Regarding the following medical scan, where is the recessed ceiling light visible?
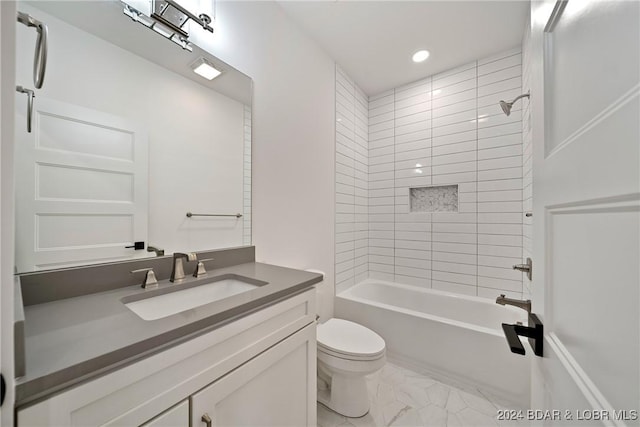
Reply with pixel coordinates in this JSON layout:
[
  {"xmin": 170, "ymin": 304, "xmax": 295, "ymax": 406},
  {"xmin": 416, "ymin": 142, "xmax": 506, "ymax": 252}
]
[
  {"xmin": 190, "ymin": 57, "xmax": 222, "ymax": 80},
  {"xmin": 412, "ymin": 50, "xmax": 430, "ymax": 63}
]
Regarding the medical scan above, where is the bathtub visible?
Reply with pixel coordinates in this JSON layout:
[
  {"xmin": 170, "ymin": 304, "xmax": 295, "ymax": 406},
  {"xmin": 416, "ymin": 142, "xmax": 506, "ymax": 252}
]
[{"xmin": 335, "ymin": 279, "xmax": 531, "ymax": 407}]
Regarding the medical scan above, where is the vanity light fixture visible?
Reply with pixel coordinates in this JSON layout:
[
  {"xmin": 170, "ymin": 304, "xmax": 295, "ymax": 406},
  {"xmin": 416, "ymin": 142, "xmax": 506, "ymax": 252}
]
[
  {"xmin": 123, "ymin": 0, "xmax": 215, "ymax": 52},
  {"xmin": 190, "ymin": 57, "xmax": 222, "ymax": 80},
  {"xmin": 412, "ymin": 50, "xmax": 430, "ymax": 63}
]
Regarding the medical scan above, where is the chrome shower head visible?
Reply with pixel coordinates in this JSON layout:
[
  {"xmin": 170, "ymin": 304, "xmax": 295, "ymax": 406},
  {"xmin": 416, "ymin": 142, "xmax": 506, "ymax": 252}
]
[
  {"xmin": 499, "ymin": 100, "xmax": 513, "ymax": 116},
  {"xmin": 498, "ymin": 92, "xmax": 530, "ymax": 116}
]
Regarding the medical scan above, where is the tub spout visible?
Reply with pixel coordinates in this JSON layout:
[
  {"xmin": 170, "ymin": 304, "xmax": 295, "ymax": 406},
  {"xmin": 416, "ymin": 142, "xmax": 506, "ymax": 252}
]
[{"xmin": 496, "ymin": 294, "xmax": 531, "ymax": 313}]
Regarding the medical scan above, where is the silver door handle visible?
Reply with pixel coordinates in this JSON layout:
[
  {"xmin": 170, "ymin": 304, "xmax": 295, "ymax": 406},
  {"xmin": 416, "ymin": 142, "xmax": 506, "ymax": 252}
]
[
  {"xmin": 17, "ymin": 11, "xmax": 48, "ymax": 89},
  {"xmin": 16, "ymin": 86, "xmax": 34, "ymax": 133},
  {"xmin": 201, "ymin": 413, "xmax": 213, "ymax": 427}
]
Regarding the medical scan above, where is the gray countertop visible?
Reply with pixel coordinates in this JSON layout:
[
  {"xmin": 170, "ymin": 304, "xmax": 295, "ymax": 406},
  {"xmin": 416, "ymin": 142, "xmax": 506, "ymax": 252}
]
[{"xmin": 16, "ymin": 262, "xmax": 322, "ymax": 407}]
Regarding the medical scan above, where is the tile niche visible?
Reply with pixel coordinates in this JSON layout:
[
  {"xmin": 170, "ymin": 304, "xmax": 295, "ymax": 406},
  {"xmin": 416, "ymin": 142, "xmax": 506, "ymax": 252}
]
[{"xmin": 409, "ymin": 185, "xmax": 459, "ymax": 213}]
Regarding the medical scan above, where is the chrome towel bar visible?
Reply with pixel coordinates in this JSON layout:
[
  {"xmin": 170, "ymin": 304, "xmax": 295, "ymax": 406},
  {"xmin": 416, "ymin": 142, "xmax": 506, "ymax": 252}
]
[{"xmin": 186, "ymin": 212, "xmax": 242, "ymax": 218}]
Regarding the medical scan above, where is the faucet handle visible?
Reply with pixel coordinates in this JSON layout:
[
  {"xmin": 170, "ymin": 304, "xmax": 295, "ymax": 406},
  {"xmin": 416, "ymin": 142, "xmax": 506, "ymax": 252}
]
[
  {"xmin": 131, "ymin": 267, "xmax": 158, "ymax": 289},
  {"xmin": 193, "ymin": 258, "xmax": 214, "ymax": 278}
]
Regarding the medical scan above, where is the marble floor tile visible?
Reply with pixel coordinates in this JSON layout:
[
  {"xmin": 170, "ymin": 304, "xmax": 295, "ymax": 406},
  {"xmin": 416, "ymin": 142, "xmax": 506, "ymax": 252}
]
[{"xmin": 318, "ymin": 362, "xmax": 522, "ymax": 427}]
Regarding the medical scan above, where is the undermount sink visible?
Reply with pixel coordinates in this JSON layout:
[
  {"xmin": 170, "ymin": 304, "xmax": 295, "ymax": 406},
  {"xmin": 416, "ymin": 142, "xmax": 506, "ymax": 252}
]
[{"xmin": 123, "ymin": 275, "xmax": 267, "ymax": 321}]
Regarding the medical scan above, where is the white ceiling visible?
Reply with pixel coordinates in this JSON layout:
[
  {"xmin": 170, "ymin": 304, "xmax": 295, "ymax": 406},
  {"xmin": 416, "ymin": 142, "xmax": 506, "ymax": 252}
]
[{"xmin": 279, "ymin": 1, "xmax": 529, "ymax": 96}]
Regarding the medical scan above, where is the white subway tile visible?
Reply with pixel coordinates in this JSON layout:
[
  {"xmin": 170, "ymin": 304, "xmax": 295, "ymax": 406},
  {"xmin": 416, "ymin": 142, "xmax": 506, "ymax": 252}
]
[
  {"xmin": 370, "ymin": 263, "xmax": 394, "ymax": 274},
  {"xmin": 432, "ymin": 88, "xmax": 477, "ymax": 109},
  {"xmin": 395, "ymin": 92, "xmax": 430, "ymax": 109},
  {"xmin": 433, "ymin": 67, "xmax": 477, "ymax": 90},
  {"xmin": 395, "ymin": 248, "xmax": 431, "ymax": 260},
  {"xmin": 432, "ymin": 120, "xmax": 477, "ymax": 138},
  {"xmin": 396, "ymin": 222, "xmax": 431, "ymax": 232},
  {"xmin": 395, "ymin": 265, "xmax": 430, "ymax": 278},
  {"xmin": 478, "ymin": 244, "xmax": 521, "ymax": 258},
  {"xmin": 432, "ymin": 270, "xmax": 476, "ymax": 286},
  {"xmin": 478, "ymin": 122, "xmax": 522, "ymax": 139},
  {"xmin": 432, "ymin": 140, "xmax": 476, "ymax": 157},
  {"xmin": 477, "ymin": 77, "xmax": 521, "ymax": 98},
  {"xmin": 433, "ymin": 61, "xmax": 476, "ymax": 81},
  {"xmin": 432, "ymin": 242, "xmax": 477, "ymax": 254},
  {"xmin": 478, "ymin": 156, "xmax": 522, "ymax": 171},
  {"xmin": 432, "ymin": 78, "xmax": 477, "ymax": 100},
  {"xmin": 478, "ymin": 255, "xmax": 521, "ymax": 268},
  {"xmin": 478, "ymin": 167, "xmax": 522, "ymax": 181},
  {"xmin": 369, "ymin": 271, "xmax": 395, "ymax": 281},
  {"xmin": 395, "ymin": 240, "xmax": 431, "ymax": 250},
  {"xmin": 395, "ymin": 257, "xmax": 431, "ymax": 269},
  {"xmin": 432, "ymin": 99, "xmax": 476, "ymax": 118},
  {"xmin": 432, "ymin": 130, "xmax": 476, "ymax": 147},
  {"xmin": 369, "ymin": 254, "xmax": 394, "ymax": 265},
  {"xmin": 478, "ymin": 234, "xmax": 523, "ymax": 247},
  {"xmin": 432, "ymin": 110, "xmax": 478, "ymax": 128},
  {"xmin": 396, "ymin": 102, "xmax": 432, "ymax": 118},
  {"xmin": 478, "ymin": 65, "xmax": 522, "ymax": 87},
  {"xmin": 395, "ymin": 129, "xmax": 431, "ymax": 144},
  {"xmin": 370, "ymin": 246, "xmax": 394, "ymax": 256},
  {"xmin": 478, "ymin": 144, "xmax": 522, "ymax": 160},
  {"xmin": 432, "ymin": 261, "xmax": 477, "ymax": 275},
  {"xmin": 432, "ymin": 281, "xmax": 477, "ymax": 296},
  {"xmin": 477, "ymin": 276, "xmax": 522, "ymax": 292},
  {"xmin": 477, "ymin": 223, "xmax": 522, "ymax": 236},
  {"xmin": 478, "ymin": 265, "xmax": 522, "ymax": 281},
  {"xmin": 477, "ymin": 190, "xmax": 522, "ymax": 202},
  {"xmin": 432, "ymin": 171, "xmax": 477, "ymax": 184},
  {"xmin": 432, "ymin": 251, "xmax": 477, "ymax": 265},
  {"xmin": 478, "ymin": 53, "xmax": 522, "ymax": 76},
  {"xmin": 396, "ymin": 111, "xmax": 430, "ymax": 127},
  {"xmin": 395, "ymin": 149, "xmax": 430, "ymax": 161},
  {"xmin": 432, "ymin": 232, "xmax": 477, "ymax": 245}
]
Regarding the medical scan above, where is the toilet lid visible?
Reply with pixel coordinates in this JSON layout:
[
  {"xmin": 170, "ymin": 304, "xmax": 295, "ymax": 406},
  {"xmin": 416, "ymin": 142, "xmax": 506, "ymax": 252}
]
[{"xmin": 317, "ymin": 318, "xmax": 385, "ymax": 359}]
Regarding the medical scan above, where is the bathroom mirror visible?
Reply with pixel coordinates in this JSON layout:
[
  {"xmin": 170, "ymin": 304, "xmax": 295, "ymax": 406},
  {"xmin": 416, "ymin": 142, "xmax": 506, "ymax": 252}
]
[{"xmin": 14, "ymin": 1, "xmax": 252, "ymax": 273}]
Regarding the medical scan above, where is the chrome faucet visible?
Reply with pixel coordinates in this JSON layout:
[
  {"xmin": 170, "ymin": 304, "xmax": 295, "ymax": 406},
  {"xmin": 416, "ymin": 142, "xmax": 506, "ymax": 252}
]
[
  {"xmin": 170, "ymin": 252, "xmax": 197, "ymax": 282},
  {"xmin": 496, "ymin": 294, "xmax": 531, "ymax": 313}
]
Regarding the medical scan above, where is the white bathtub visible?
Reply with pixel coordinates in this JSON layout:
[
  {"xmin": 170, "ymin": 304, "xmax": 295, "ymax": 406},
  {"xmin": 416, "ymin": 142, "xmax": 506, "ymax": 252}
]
[{"xmin": 335, "ymin": 279, "xmax": 531, "ymax": 407}]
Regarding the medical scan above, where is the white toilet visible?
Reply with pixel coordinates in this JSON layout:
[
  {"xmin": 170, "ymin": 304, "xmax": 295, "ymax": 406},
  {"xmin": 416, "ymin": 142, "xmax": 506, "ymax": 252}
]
[
  {"xmin": 316, "ymin": 318, "xmax": 386, "ymax": 417},
  {"xmin": 307, "ymin": 268, "xmax": 386, "ymax": 417}
]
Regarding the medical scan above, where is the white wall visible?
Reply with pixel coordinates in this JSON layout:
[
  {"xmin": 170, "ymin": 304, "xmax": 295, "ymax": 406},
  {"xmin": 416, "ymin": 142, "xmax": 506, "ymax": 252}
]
[
  {"xmin": 0, "ymin": 2, "xmax": 16, "ymax": 425},
  {"xmin": 15, "ymin": 4, "xmax": 247, "ymax": 259},
  {"xmin": 335, "ymin": 66, "xmax": 369, "ymax": 293},
  {"xmin": 190, "ymin": 2, "xmax": 336, "ymax": 319}
]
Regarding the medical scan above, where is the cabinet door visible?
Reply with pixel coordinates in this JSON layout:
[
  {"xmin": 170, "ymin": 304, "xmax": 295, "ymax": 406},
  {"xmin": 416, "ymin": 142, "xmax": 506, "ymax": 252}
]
[
  {"xmin": 191, "ymin": 323, "xmax": 316, "ymax": 427},
  {"xmin": 140, "ymin": 401, "xmax": 189, "ymax": 427}
]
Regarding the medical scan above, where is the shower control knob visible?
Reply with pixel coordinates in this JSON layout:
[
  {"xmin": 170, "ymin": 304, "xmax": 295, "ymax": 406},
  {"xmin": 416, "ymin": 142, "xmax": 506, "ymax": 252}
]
[{"xmin": 512, "ymin": 258, "xmax": 533, "ymax": 281}]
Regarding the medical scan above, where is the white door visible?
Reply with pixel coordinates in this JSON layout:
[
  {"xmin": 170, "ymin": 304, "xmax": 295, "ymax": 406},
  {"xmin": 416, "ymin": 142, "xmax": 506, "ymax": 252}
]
[
  {"xmin": 15, "ymin": 96, "xmax": 149, "ymax": 271},
  {"xmin": 529, "ymin": 0, "xmax": 639, "ymax": 424}
]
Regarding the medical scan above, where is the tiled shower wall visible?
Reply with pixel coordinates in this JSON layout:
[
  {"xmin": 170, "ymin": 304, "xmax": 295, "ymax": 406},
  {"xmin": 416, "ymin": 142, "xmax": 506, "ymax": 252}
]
[
  {"xmin": 368, "ymin": 48, "xmax": 525, "ymax": 299},
  {"xmin": 335, "ymin": 66, "xmax": 369, "ymax": 290}
]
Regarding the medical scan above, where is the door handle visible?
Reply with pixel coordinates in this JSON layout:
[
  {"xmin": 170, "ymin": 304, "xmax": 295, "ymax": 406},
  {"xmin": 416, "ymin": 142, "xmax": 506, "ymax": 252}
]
[
  {"xmin": 201, "ymin": 413, "xmax": 212, "ymax": 427},
  {"xmin": 16, "ymin": 86, "xmax": 34, "ymax": 133}
]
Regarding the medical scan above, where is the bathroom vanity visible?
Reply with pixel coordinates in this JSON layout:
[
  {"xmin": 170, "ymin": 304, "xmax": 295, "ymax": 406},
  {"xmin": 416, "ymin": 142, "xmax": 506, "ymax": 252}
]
[{"xmin": 14, "ymin": 247, "xmax": 321, "ymax": 426}]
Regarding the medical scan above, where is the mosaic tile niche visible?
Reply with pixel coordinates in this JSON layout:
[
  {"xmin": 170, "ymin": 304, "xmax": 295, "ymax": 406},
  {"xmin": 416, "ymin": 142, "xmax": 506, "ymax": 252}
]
[{"xmin": 410, "ymin": 185, "xmax": 459, "ymax": 213}]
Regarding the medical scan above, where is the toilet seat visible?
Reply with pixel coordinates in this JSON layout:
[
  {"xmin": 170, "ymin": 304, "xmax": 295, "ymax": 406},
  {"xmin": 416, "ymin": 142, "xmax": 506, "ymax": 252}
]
[{"xmin": 317, "ymin": 318, "xmax": 385, "ymax": 361}]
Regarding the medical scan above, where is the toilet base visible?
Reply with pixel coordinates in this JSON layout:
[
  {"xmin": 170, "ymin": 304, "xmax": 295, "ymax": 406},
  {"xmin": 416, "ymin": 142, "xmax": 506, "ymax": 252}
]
[{"xmin": 317, "ymin": 365, "xmax": 372, "ymax": 417}]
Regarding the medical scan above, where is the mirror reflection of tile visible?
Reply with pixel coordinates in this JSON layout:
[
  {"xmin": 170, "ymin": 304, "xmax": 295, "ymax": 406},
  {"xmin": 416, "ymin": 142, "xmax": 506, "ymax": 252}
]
[{"xmin": 410, "ymin": 185, "xmax": 458, "ymax": 213}]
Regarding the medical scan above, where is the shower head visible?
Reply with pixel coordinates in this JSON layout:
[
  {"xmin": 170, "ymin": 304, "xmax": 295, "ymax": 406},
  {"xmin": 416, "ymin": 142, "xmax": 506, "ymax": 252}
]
[
  {"xmin": 498, "ymin": 92, "xmax": 530, "ymax": 116},
  {"xmin": 499, "ymin": 100, "xmax": 513, "ymax": 116}
]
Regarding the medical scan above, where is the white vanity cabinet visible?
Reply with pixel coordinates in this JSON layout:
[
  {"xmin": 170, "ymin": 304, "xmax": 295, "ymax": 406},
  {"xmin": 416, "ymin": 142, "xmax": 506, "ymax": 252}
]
[{"xmin": 17, "ymin": 289, "xmax": 317, "ymax": 427}]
